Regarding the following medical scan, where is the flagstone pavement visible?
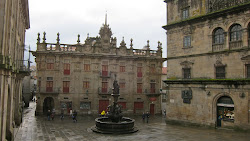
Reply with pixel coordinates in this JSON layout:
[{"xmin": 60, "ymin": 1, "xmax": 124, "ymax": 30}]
[{"xmin": 14, "ymin": 102, "xmax": 250, "ymax": 141}]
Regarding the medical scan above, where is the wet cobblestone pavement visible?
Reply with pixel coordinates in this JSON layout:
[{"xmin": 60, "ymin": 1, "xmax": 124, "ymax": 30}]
[{"xmin": 15, "ymin": 102, "xmax": 250, "ymax": 141}]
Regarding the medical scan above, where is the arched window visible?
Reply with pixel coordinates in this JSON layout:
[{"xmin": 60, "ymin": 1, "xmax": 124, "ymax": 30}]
[
  {"xmin": 213, "ymin": 28, "xmax": 224, "ymax": 44},
  {"xmin": 230, "ymin": 24, "xmax": 242, "ymax": 41}
]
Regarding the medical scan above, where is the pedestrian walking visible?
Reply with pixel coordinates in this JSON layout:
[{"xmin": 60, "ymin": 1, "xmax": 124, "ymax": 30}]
[
  {"xmin": 163, "ymin": 109, "xmax": 166, "ymax": 117},
  {"xmin": 142, "ymin": 112, "xmax": 145, "ymax": 122},
  {"xmin": 72, "ymin": 110, "xmax": 77, "ymax": 122},
  {"xmin": 47, "ymin": 110, "xmax": 51, "ymax": 121},
  {"xmin": 60, "ymin": 109, "xmax": 64, "ymax": 120},
  {"xmin": 146, "ymin": 111, "xmax": 150, "ymax": 123},
  {"xmin": 69, "ymin": 109, "xmax": 73, "ymax": 118},
  {"xmin": 51, "ymin": 109, "xmax": 55, "ymax": 120}
]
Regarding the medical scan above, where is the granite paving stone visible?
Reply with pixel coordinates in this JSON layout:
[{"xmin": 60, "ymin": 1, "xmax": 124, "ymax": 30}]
[{"xmin": 14, "ymin": 102, "xmax": 250, "ymax": 141}]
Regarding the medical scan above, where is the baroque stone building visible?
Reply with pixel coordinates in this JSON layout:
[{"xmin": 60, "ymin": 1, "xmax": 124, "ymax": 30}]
[
  {"xmin": 33, "ymin": 17, "xmax": 163, "ymax": 116},
  {"xmin": 0, "ymin": 0, "xmax": 30, "ymax": 140},
  {"xmin": 163, "ymin": 0, "xmax": 250, "ymax": 130}
]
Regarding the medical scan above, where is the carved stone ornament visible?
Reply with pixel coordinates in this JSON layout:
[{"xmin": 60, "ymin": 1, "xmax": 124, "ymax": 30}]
[
  {"xmin": 241, "ymin": 55, "xmax": 250, "ymax": 61},
  {"xmin": 180, "ymin": 61, "xmax": 194, "ymax": 68},
  {"xmin": 181, "ymin": 90, "xmax": 192, "ymax": 104}
]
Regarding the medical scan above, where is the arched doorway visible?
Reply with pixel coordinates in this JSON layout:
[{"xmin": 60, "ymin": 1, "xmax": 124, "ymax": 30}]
[
  {"xmin": 216, "ymin": 96, "xmax": 234, "ymax": 127},
  {"xmin": 43, "ymin": 97, "xmax": 54, "ymax": 114}
]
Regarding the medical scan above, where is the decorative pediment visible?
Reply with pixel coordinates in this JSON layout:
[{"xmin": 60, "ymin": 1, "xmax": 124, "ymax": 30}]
[
  {"xmin": 214, "ymin": 60, "xmax": 226, "ymax": 67},
  {"xmin": 180, "ymin": 61, "xmax": 194, "ymax": 68},
  {"xmin": 241, "ymin": 55, "xmax": 250, "ymax": 61}
]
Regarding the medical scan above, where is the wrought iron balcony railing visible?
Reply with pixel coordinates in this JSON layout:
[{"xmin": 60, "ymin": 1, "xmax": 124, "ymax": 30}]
[
  {"xmin": 144, "ymin": 89, "xmax": 161, "ymax": 96},
  {"xmin": 99, "ymin": 71, "xmax": 111, "ymax": 78},
  {"xmin": 98, "ymin": 87, "xmax": 112, "ymax": 95},
  {"xmin": 38, "ymin": 87, "xmax": 60, "ymax": 94}
]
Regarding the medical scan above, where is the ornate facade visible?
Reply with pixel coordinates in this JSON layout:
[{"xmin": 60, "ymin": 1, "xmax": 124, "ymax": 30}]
[
  {"xmin": 32, "ymin": 17, "xmax": 164, "ymax": 116},
  {"xmin": 163, "ymin": 0, "xmax": 250, "ymax": 130},
  {"xmin": 0, "ymin": 0, "xmax": 30, "ymax": 140}
]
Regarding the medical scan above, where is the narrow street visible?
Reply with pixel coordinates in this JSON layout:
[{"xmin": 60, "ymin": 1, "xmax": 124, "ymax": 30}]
[{"xmin": 14, "ymin": 101, "xmax": 250, "ymax": 141}]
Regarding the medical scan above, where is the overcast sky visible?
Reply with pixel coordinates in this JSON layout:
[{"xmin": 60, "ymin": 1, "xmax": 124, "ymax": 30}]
[{"xmin": 25, "ymin": 0, "xmax": 167, "ymax": 66}]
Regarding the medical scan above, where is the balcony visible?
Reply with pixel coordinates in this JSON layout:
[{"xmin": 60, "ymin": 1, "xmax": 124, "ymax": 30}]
[
  {"xmin": 17, "ymin": 60, "xmax": 30, "ymax": 78},
  {"xmin": 98, "ymin": 87, "xmax": 112, "ymax": 95},
  {"xmin": 229, "ymin": 40, "xmax": 243, "ymax": 50},
  {"xmin": 99, "ymin": 71, "xmax": 111, "ymax": 78},
  {"xmin": 38, "ymin": 87, "xmax": 60, "ymax": 94},
  {"xmin": 212, "ymin": 43, "xmax": 225, "ymax": 52},
  {"xmin": 144, "ymin": 89, "xmax": 161, "ymax": 96}
]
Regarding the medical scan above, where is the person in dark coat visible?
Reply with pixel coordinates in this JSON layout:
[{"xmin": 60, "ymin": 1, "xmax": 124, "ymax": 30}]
[
  {"xmin": 60, "ymin": 109, "xmax": 64, "ymax": 120},
  {"xmin": 72, "ymin": 110, "xmax": 77, "ymax": 122},
  {"xmin": 142, "ymin": 112, "xmax": 145, "ymax": 122},
  {"xmin": 47, "ymin": 110, "xmax": 51, "ymax": 121},
  {"xmin": 146, "ymin": 111, "xmax": 150, "ymax": 123}
]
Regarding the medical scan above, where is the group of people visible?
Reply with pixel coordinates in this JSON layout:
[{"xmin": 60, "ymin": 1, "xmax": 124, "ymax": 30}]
[
  {"xmin": 142, "ymin": 112, "xmax": 150, "ymax": 123},
  {"xmin": 47, "ymin": 109, "xmax": 55, "ymax": 121},
  {"xmin": 47, "ymin": 109, "xmax": 77, "ymax": 122}
]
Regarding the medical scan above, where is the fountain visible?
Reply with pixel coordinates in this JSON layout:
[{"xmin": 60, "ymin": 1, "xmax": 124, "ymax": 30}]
[{"xmin": 91, "ymin": 75, "xmax": 138, "ymax": 134}]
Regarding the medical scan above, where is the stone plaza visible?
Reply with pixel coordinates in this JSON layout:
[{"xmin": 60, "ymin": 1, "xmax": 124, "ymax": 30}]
[{"xmin": 14, "ymin": 101, "xmax": 250, "ymax": 141}]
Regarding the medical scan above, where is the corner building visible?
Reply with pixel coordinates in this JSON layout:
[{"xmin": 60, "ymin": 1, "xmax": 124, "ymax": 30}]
[
  {"xmin": 163, "ymin": 0, "xmax": 250, "ymax": 130},
  {"xmin": 33, "ymin": 20, "xmax": 164, "ymax": 116},
  {"xmin": 0, "ymin": 0, "xmax": 30, "ymax": 140}
]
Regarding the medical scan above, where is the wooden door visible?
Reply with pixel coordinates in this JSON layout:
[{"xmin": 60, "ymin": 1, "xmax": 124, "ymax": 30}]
[
  {"xmin": 150, "ymin": 104, "xmax": 155, "ymax": 115},
  {"xmin": 134, "ymin": 102, "xmax": 143, "ymax": 114},
  {"xmin": 99, "ymin": 100, "xmax": 109, "ymax": 114}
]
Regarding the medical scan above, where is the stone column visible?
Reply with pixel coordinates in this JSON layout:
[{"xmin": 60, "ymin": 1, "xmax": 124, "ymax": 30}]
[
  {"xmin": 242, "ymin": 28, "xmax": 248, "ymax": 47},
  {"xmin": 1, "ymin": 75, "xmax": 8, "ymax": 141},
  {"xmin": 0, "ymin": 73, "xmax": 3, "ymax": 139}
]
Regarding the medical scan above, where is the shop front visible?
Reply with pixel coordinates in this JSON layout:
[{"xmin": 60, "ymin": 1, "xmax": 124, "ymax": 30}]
[{"xmin": 216, "ymin": 96, "xmax": 234, "ymax": 127}]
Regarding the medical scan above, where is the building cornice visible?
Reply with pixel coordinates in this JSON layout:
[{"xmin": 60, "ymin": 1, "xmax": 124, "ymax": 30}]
[
  {"xmin": 166, "ymin": 47, "xmax": 250, "ymax": 60},
  {"xmin": 163, "ymin": 79, "xmax": 250, "ymax": 85},
  {"xmin": 31, "ymin": 51, "xmax": 165, "ymax": 61}
]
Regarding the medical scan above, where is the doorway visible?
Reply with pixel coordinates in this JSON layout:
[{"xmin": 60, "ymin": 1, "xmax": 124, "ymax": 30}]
[
  {"xmin": 99, "ymin": 100, "xmax": 109, "ymax": 114},
  {"xmin": 134, "ymin": 102, "xmax": 144, "ymax": 114},
  {"xmin": 150, "ymin": 104, "xmax": 155, "ymax": 115},
  {"xmin": 216, "ymin": 96, "xmax": 234, "ymax": 127},
  {"xmin": 43, "ymin": 97, "xmax": 54, "ymax": 114}
]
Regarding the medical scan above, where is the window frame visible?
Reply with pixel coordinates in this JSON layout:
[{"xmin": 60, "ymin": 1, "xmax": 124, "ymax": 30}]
[
  {"xmin": 183, "ymin": 68, "xmax": 191, "ymax": 79},
  {"xmin": 230, "ymin": 24, "xmax": 242, "ymax": 42},
  {"xmin": 213, "ymin": 28, "xmax": 225, "ymax": 44},
  {"xmin": 83, "ymin": 81, "xmax": 90, "ymax": 89},
  {"xmin": 246, "ymin": 64, "xmax": 250, "ymax": 78},
  {"xmin": 119, "ymin": 82, "xmax": 125, "ymax": 89},
  {"xmin": 183, "ymin": 36, "xmax": 191, "ymax": 48},
  {"xmin": 215, "ymin": 66, "xmax": 226, "ymax": 79},
  {"xmin": 63, "ymin": 81, "xmax": 70, "ymax": 93},
  {"xmin": 137, "ymin": 83, "xmax": 142, "ymax": 94},
  {"xmin": 182, "ymin": 7, "xmax": 189, "ymax": 20},
  {"xmin": 64, "ymin": 63, "xmax": 70, "ymax": 75},
  {"xmin": 46, "ymin": 81, "xmax": 53, "ymax": 92}
]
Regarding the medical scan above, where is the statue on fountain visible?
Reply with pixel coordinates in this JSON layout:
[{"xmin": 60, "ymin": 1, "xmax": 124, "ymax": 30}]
[
  {"xmin": 107, "ymin": 75, "xmax": 122, "ymax": 122},
  {"xmin": 113, "ymin": 79, "xmax": 119, "ymax": 94},
  {"xmin": 91, "ymin": 74, "xmax": 138, "ymax": 133}
]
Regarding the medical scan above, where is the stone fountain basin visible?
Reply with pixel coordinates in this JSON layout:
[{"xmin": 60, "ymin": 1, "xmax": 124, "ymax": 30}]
[{"xmin": 92, "ymin": 117, "xmax": 138, "ymax": 134}]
